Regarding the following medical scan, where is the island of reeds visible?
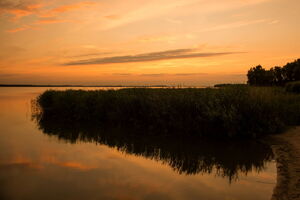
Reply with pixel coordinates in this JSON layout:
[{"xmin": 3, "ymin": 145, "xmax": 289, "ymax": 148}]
[{"xmin": 33, "ymin": 59, "xmax": 300, "ymax": 139}]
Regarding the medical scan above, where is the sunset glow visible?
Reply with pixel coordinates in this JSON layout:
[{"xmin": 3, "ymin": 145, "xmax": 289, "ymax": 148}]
[{"xmin": 1, "ymin": 0, "xmax": 299, "ymax": 86}]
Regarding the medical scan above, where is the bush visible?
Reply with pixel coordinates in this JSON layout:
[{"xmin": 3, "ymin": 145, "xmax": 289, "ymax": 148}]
[{"xmin": 285, "ymin": 81, "xmax": 300, "ymax": 93}]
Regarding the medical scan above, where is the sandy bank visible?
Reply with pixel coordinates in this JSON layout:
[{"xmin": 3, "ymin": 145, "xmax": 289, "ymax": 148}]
[{"xmin": 271, "ymin": 127, "xmax": 300, "ymax": 200}]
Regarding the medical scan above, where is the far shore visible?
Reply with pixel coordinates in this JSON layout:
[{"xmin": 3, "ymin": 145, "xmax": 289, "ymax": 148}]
[{"xmin": 0, "ymin": 84, "xmax": 170, "ymax": 88}]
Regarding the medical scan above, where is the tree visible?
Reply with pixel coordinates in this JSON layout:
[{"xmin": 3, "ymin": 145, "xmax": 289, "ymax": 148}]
[
  {"xmin": 247, "ymin": 65, "xmax": 272, "ymax": 86},
  {"xmin": 282, "ymin": 59, "xmax": 300, "ymax": 82},
  {"xmin": 270, "ymin": 66, "xmax": 284, "ymax": 86},
  {"xmin": 247, "ymin": 59, "xmax": 300, "ymax": 86}
]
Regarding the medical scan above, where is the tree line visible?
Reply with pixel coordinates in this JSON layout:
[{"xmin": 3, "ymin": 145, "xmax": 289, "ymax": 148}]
[{"xmin": 247, "ymin": 59, "xmax": 300, "ymax": 86}]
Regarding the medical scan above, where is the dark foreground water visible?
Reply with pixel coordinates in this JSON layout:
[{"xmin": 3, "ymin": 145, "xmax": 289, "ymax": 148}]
[{"xmin": 0, "ymin": 87, "xmax": 276, "ymax": 200}]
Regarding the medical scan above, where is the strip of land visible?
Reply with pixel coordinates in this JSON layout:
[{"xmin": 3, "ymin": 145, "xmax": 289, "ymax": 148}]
[
  {"xmin": 0, "ymin": 84, "xmax": 168, "ymax": 87},
  {"xmin": 271, "ymin": 127, "xmax": 300, "ymax": 200}
]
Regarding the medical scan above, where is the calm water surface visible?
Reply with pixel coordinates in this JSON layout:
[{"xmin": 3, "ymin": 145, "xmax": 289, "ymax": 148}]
[{"xmin": 0, "ymin": 87, "xmax": 277, "ymax": 200}]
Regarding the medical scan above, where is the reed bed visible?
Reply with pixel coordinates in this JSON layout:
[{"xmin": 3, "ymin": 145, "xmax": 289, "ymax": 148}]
[{"xmin": 35, "ymin": 86, "xmax": 300, "ymax": 138}]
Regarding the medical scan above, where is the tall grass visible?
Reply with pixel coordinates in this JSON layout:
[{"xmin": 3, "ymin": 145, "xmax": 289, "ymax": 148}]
[
  {"xmin": 286, "ymin": 81, "xmax": 300, "ymax": 93},
  {"xmin": 35, "ymin": 86, "xmax": 300, "ymax": 138}
]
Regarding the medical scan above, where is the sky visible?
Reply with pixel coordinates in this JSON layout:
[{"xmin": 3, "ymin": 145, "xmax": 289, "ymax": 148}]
[{"xmin": 0, "ymin": 0, "xmax": 299, "ymax": 86}]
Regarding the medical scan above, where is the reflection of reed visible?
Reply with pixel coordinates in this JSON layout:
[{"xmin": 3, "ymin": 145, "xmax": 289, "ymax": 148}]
[{"xmin": 33, "ymin": 111, "xmax": 274, "ymax": 183}]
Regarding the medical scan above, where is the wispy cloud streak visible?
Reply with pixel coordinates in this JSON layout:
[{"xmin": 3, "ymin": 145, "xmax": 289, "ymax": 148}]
[
  {"xmin": 198, "ymin": 19, "xmax": 268, "ymax": 33},
  {"xmin": 64, "ymin": 49, "xmax": 241, "ymax": 65},
  {"xmin": 0, "ymin": 0, "xmax": 43, "ymax": 19},
  {"xmin": 6, "ymin": 25, "xmax": 30, "ymax": 32},
  {"xmin": 0, "ymin": 0, "xmax": 95, "ymax": 17}
]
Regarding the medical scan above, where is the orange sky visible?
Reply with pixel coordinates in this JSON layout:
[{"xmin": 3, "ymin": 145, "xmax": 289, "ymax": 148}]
[{"xmin": 0, "ymin": 0, "xmax": 299, "ymax": 86}]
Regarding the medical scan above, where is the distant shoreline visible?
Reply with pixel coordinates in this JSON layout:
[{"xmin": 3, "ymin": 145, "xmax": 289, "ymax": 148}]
[{"xmin": 0, "ymin": 84, "xmax": 169, "ymax": 88}]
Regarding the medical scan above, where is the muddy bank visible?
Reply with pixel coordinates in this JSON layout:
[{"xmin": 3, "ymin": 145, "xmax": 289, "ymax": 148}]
[{"xmin": 271, "ymin": 127, "xmax": 300, "ymax": 200}]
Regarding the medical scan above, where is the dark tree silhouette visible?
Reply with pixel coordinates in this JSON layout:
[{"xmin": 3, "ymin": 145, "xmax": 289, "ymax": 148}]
[
  {"xmin": 282, "ymin": 59, "xmax": 300, "ymax": 82},
  {"xmin": 247, "ymin": 59, "xmax": 300, "ymax": 86},
  {"xmin": 247, "ymin": 65, "xmax": 272, "ymax": 85},
  {"xmin": 270, "ymin": 66, "xmax": 284, "ymax": 86}
]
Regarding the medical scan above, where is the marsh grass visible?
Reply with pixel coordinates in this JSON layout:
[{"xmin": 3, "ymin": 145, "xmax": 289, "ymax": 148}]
[
  {"xmin": 286, "ymin": 81, "xmax": 300, "ymax": 93},
  {"xmin": 35, "ymin": 86, "xmax": 300, "ymax": 138}
]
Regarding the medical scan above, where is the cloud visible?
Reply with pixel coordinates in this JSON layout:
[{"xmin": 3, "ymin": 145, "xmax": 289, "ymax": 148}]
[
  {"xmin": 112, "ymin": 73, "xmax": 209, "ymax": 77},
  {"xmin": 3, "ymin": 1, "xmax": 95, "ymax": 33},
  {"xmin": 1, "ymin": 0, "xmax": 95, "ymax": 21},
  {"xmin": 269, "ymin": 20, "xmax": 279, "ymax": 25},
  {"xmin": 96, "ymin": 0, "xmax": 272, "ymax": 31},
  {"xmin": 6, "ymin": 18, "xmax": 72, "ymax": 33},
  {"xmin": 39, "ymin": 1, "xmax": 96, "ymax": 18},
  {"xmin": 139, "ymin": 73, "xmax": 167, "ymax": 77},
  {"xmin": 137, "ymin": 35, "xmax": 178, "ymax": 43},
  {"xmin": 0, "ymin": 0, "xmax": 43, "ymax": 19},
  {"xmin": 34, "ymin": 18, "xmax": 70, "ymax": 25},
  {"xmin": 53, "ymin": 2, "xmax": 94, "ymax": 13},
  {"xmin": 69, "ymin": 52, "xmax": 114, "ymax": 58},
  {"xmin": 0, "ymin": 0, "xmax": 37, "ymax": 10},
  {"xmin": 0, "ymin": 45, "xmax": 26, "ymax": 58},
  {"xmin": 63, "ymin": 48, "xmax": 241, "ymax": 65},
  {"xmin": 175, "ymin": 73, "xmax": 208, "ymax": 76},
  {"xmin": 139, "ymin": 73, "xmax": 208, "ymax": 77},
  {"xmin": 104, "ymin": 15, "xmax": 121, "ymax": 20},
  {"xmin": 112, "ymin": 73, "xmax": 132, "ymax": 76},
  {"xmin": 198, "ymin": 19, "xmax": 268, "ymax": 33},
  {"xmin": 6, "ymin": 25, "xmax": 31, "ymax": 32},
  {"xmin": 6, "ymin": 19, "xmax": 68, "ymax": 33}
]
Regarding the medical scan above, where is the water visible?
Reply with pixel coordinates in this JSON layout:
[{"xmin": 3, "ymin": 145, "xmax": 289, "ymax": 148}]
[{"xmin": 0, "ymin": 87, "xmax": 277, "ymax": 200}]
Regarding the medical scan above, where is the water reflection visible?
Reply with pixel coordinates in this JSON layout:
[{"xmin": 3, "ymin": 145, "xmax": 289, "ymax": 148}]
[{"xmin": 33, "ymin": 110, "xmax": 274, "ymax": 182}]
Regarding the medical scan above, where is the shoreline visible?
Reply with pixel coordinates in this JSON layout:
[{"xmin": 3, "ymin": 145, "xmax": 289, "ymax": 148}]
[
  {"xmin": 0, "ymin": 84, "xmax": 169, "ymax": 88},
  {"xmin": 271, "ymin": 127, "xmax": 300, "ymax": 200}
]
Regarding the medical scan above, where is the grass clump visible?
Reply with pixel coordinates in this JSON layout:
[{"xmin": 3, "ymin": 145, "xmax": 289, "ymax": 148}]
[
  {"xmin": 286, "ymin": 81, "xmax": 300, "ymax": 93},
  {"xmin": 35, "ymin": 86, "xmax": 300, "ymax": 138}
]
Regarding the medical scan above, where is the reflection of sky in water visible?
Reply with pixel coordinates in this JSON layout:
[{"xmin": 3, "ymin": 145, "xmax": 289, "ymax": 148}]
[{"xmin": 0, "ymin": 88, "xmax": 276, "ymax": 200}]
